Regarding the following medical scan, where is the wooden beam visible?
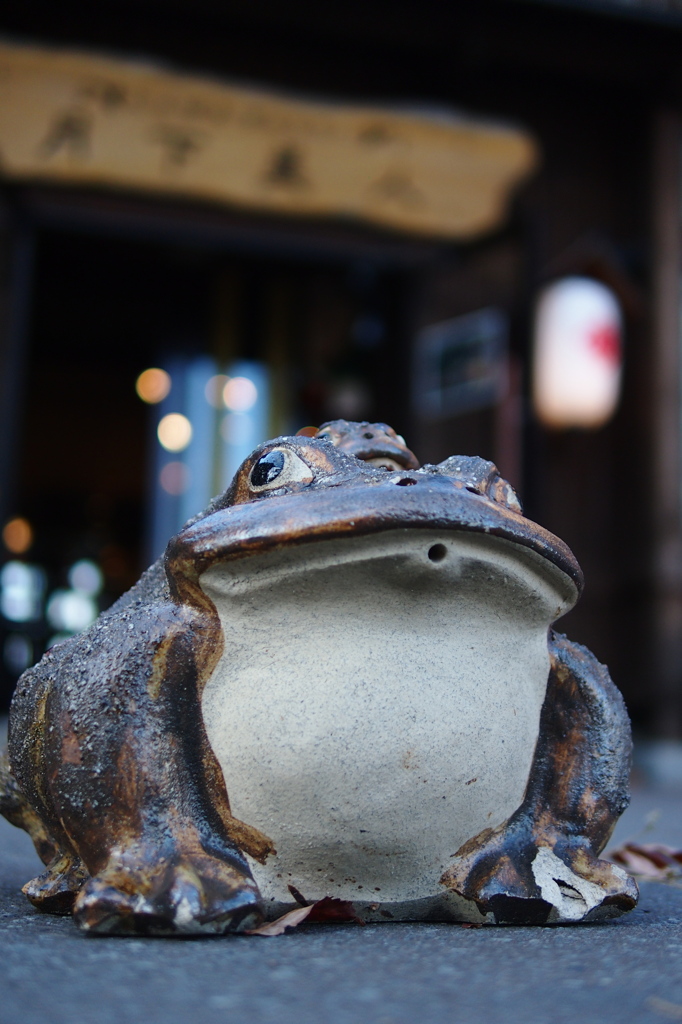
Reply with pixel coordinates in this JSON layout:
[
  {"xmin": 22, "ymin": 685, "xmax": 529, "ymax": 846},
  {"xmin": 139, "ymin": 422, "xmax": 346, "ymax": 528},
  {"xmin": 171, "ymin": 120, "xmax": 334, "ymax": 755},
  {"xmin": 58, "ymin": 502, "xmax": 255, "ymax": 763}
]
[{"xmin": 651, "ymin": 110, "xmax": 682, "ymax": 737}]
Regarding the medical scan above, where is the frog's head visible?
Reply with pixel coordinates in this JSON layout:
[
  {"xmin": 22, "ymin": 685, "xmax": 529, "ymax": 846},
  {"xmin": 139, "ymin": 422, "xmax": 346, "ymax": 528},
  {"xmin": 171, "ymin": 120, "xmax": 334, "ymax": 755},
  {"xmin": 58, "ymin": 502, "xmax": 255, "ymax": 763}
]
[{"xmin": 166, "ymin": 420, "xmax": 582, "ymax": 601}]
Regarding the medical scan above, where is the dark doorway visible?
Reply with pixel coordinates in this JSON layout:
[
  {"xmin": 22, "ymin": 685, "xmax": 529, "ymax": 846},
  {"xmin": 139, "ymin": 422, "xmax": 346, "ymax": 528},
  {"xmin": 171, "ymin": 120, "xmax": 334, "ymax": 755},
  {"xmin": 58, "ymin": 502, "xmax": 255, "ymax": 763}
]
[{"xmin": 0, "ymin": 219, "xmax": 411, "ymax": 706}]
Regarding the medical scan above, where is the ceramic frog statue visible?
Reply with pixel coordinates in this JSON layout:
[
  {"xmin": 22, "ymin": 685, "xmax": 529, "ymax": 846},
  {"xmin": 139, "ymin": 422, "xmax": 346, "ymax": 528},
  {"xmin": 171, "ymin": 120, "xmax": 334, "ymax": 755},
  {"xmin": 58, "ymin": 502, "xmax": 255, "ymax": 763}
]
[{"xmin": 0, "ymin": 421, "xmax": 637, "ymax": 934}]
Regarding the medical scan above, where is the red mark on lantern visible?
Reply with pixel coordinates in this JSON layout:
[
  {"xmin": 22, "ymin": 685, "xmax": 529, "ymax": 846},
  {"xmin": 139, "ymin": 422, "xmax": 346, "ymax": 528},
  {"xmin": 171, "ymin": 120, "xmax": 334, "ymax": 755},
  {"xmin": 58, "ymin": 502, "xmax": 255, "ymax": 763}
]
[{"xmin": 588, "ymin": 324, "xmax": 620, "ymax": 365}]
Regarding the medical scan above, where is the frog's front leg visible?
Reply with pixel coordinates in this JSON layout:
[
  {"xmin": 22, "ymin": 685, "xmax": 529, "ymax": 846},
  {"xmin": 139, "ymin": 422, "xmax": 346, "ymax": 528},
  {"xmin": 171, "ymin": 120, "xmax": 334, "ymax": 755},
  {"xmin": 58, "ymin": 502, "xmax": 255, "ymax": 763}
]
[
  {"xmin": 10, "ymin": 600, "xmax": 270, "ymax": 935},
  {"xmin": 441, "ymin": 631, "xmax": 638, "ymax": 924}
]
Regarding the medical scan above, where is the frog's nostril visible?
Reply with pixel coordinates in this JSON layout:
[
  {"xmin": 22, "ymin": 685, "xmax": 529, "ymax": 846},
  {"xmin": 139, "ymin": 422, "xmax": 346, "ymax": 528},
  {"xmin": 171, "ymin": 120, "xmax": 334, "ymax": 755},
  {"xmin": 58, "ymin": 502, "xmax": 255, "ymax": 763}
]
[
  {"xmin": 428, "ymin": 544, "xmax": 447, "ymax": 563},
  {"xmin": 394, "ymin": 477, "xmax": 417, "ymax": 486},
  {"xmin": 363, "ymin": 432, "xmax": 374, "ymax": 439}
]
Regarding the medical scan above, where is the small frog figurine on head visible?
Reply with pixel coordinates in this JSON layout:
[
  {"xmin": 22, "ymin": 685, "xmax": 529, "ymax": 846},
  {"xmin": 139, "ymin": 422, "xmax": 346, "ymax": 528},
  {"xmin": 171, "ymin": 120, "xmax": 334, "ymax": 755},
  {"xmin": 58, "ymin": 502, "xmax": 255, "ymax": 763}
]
[{"xmin": 0, "ymin": 421, "xmax": 637, "ymax": 934}]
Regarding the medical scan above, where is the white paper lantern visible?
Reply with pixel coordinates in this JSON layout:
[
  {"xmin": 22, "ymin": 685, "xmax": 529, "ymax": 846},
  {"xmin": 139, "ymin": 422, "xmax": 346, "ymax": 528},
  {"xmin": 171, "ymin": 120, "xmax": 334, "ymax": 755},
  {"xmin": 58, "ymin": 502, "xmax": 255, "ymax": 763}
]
[{"xmin": 532, "ymin": 277, "xmax": 622, "ymax": 429}]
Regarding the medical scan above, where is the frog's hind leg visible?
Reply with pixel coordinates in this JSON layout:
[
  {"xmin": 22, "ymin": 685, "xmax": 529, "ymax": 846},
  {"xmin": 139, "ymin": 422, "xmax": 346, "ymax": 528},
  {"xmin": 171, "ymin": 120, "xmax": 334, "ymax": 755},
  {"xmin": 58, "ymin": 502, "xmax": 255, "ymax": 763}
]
[
  {"xmin": 0, "ymin": 746, "xmax": 89, "ymax": 913},
  {"xmin": 28, "ymin": 601, "xmax": 268, "ymax": 935},
  {"xmin": 441, "ymin": 631, "xmax": 638, "ymax": 924}
]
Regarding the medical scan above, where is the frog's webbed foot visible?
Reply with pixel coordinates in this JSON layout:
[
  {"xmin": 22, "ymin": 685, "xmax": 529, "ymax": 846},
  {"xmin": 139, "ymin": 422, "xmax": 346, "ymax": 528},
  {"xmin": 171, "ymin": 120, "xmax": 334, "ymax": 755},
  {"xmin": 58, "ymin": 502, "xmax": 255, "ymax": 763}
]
[
  {"xmin": 73, "ymin": 847, "xmax": 263, "ymax": 935},
  {"xmin": 442, "ymin": 631, "xmax": 638, "ymax": 924},
  {"xmin": 441, "ymin": 823, "xmax": 637, "ymax": 924},
  {"xmin": 22, "ymin": 852, "xmax": 90, "ymax": 915}
]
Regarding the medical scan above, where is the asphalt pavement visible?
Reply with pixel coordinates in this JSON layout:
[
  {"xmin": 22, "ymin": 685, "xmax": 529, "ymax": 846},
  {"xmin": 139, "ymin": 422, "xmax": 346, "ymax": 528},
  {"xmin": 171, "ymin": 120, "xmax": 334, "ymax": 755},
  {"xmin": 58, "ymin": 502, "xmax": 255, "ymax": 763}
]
[{"xmin": 2, "ymin": 754, "xmax": 682, "ymax": 1024}]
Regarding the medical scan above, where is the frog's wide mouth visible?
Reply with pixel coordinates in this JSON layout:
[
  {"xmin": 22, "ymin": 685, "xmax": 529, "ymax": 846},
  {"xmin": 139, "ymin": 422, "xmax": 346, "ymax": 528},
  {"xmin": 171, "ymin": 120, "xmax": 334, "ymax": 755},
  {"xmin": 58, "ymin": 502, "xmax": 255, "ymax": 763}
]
[
  {"xmin": 167, "ymin": 472, "xmax": 583, "ymax": 594},
  {"xmin": 198, "ymin": 527, "xmax": 579, "ymax": 620}
]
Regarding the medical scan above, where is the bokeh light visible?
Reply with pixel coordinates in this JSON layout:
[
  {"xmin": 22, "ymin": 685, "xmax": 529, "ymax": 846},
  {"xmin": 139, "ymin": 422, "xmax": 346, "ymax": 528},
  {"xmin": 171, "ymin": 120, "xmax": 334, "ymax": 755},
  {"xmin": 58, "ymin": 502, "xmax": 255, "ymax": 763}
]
[
  {"xmin": 159, "ymin": 461, "xmax": 191, "ymax": 495},
  {"xmin": 157, "ymin": 413, "xmax": 192, "ymax": 452},
  {"xmin": 136, "ymin": 367, "xmax": 171, "ymax": 404},
  {"xmin": 68, "ymin": 559, "xmax": 103, "ymax": 597},
  {"xmin": 47, "ymin": 589, "xmax": 97, "ymax": 633},
  {"xmin": 223, "ymin": 376, "xmax": 258, "ymax": 412},
  {"xmin": 2, "ymin": 517, "xmax": 33, "ymax": 554},
  {"xmin": 0, "ymin": 562, "xmax": 45, "ymax": 622},
  {"xmin": 205, "ymin": 374, "xmax": 230, "ymax": 408}
]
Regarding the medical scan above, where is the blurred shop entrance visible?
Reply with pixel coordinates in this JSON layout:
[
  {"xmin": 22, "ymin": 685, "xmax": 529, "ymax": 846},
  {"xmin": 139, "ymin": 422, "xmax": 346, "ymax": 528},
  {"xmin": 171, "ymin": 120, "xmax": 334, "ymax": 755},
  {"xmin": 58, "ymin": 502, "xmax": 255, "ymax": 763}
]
[
  {"xmin": 0, "ymin": 196, "xmax": 417, "ymax": 704},
  {"xmin": 0, "ymin": 39, "xmax": 537, "ymax": 708}
]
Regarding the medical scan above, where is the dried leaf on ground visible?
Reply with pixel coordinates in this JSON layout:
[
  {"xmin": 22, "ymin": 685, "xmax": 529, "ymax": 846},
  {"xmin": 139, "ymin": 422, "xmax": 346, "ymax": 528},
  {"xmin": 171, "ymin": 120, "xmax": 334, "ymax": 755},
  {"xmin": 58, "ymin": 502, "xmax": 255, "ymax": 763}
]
[
  {"xmin": 246, "ymin": 893, "xmax": 364, "ymax": 936},
  {"xmin": 306, "ymin": 897, "xmax": 365, "ymax": 925},
  {"xmin": 608, "ymin": 842, "xmax": 682, "ymax": 880},
  {"xmin": 246, "ymin": 905, "xmax": 314, "ymax": 936},
  {"xmin": 646, "ymin": 996, "xmax": 682, "ymax": 1021}
]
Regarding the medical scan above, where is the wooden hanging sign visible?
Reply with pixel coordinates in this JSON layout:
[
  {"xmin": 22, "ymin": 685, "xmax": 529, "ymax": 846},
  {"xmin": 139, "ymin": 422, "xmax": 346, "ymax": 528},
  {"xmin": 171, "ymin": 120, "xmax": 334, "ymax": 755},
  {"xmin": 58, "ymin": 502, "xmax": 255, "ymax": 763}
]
[{"xmin": 0, "ymin": 41, "xmax": 538, "ymax": 238}]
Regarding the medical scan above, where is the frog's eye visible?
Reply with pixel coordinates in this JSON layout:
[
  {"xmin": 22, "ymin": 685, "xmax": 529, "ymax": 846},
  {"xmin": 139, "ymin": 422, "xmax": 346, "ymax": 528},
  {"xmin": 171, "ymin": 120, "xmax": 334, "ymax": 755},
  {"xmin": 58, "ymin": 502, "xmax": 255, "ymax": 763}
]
[{"xmin": 249, "ymin": 448, "xmax": 314, "ymax": 492}]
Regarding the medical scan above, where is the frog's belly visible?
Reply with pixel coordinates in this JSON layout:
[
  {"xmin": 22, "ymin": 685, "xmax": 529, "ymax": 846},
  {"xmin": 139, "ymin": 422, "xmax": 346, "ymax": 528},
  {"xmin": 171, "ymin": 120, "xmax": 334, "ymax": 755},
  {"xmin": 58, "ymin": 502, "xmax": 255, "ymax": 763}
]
[{"xmin": 200, "ymin": 529, "xmax": 575, "ymax": 920}]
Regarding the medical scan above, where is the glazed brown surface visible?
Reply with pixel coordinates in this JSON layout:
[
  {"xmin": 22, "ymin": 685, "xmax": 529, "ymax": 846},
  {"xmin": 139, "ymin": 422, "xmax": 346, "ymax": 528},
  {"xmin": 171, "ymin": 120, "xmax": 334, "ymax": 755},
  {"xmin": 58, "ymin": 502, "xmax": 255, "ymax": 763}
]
[{"xmin": 0, "ymin": 422, "xmax": 634, "ymax": 933}]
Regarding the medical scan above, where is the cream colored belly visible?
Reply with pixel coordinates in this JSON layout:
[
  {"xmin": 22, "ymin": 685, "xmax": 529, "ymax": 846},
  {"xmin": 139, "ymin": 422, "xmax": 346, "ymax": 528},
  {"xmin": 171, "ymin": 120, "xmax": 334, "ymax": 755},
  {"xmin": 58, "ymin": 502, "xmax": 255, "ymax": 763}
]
[{"xmin": 200, "ymin": 530, "xmax": 575, "ymax": 920}]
